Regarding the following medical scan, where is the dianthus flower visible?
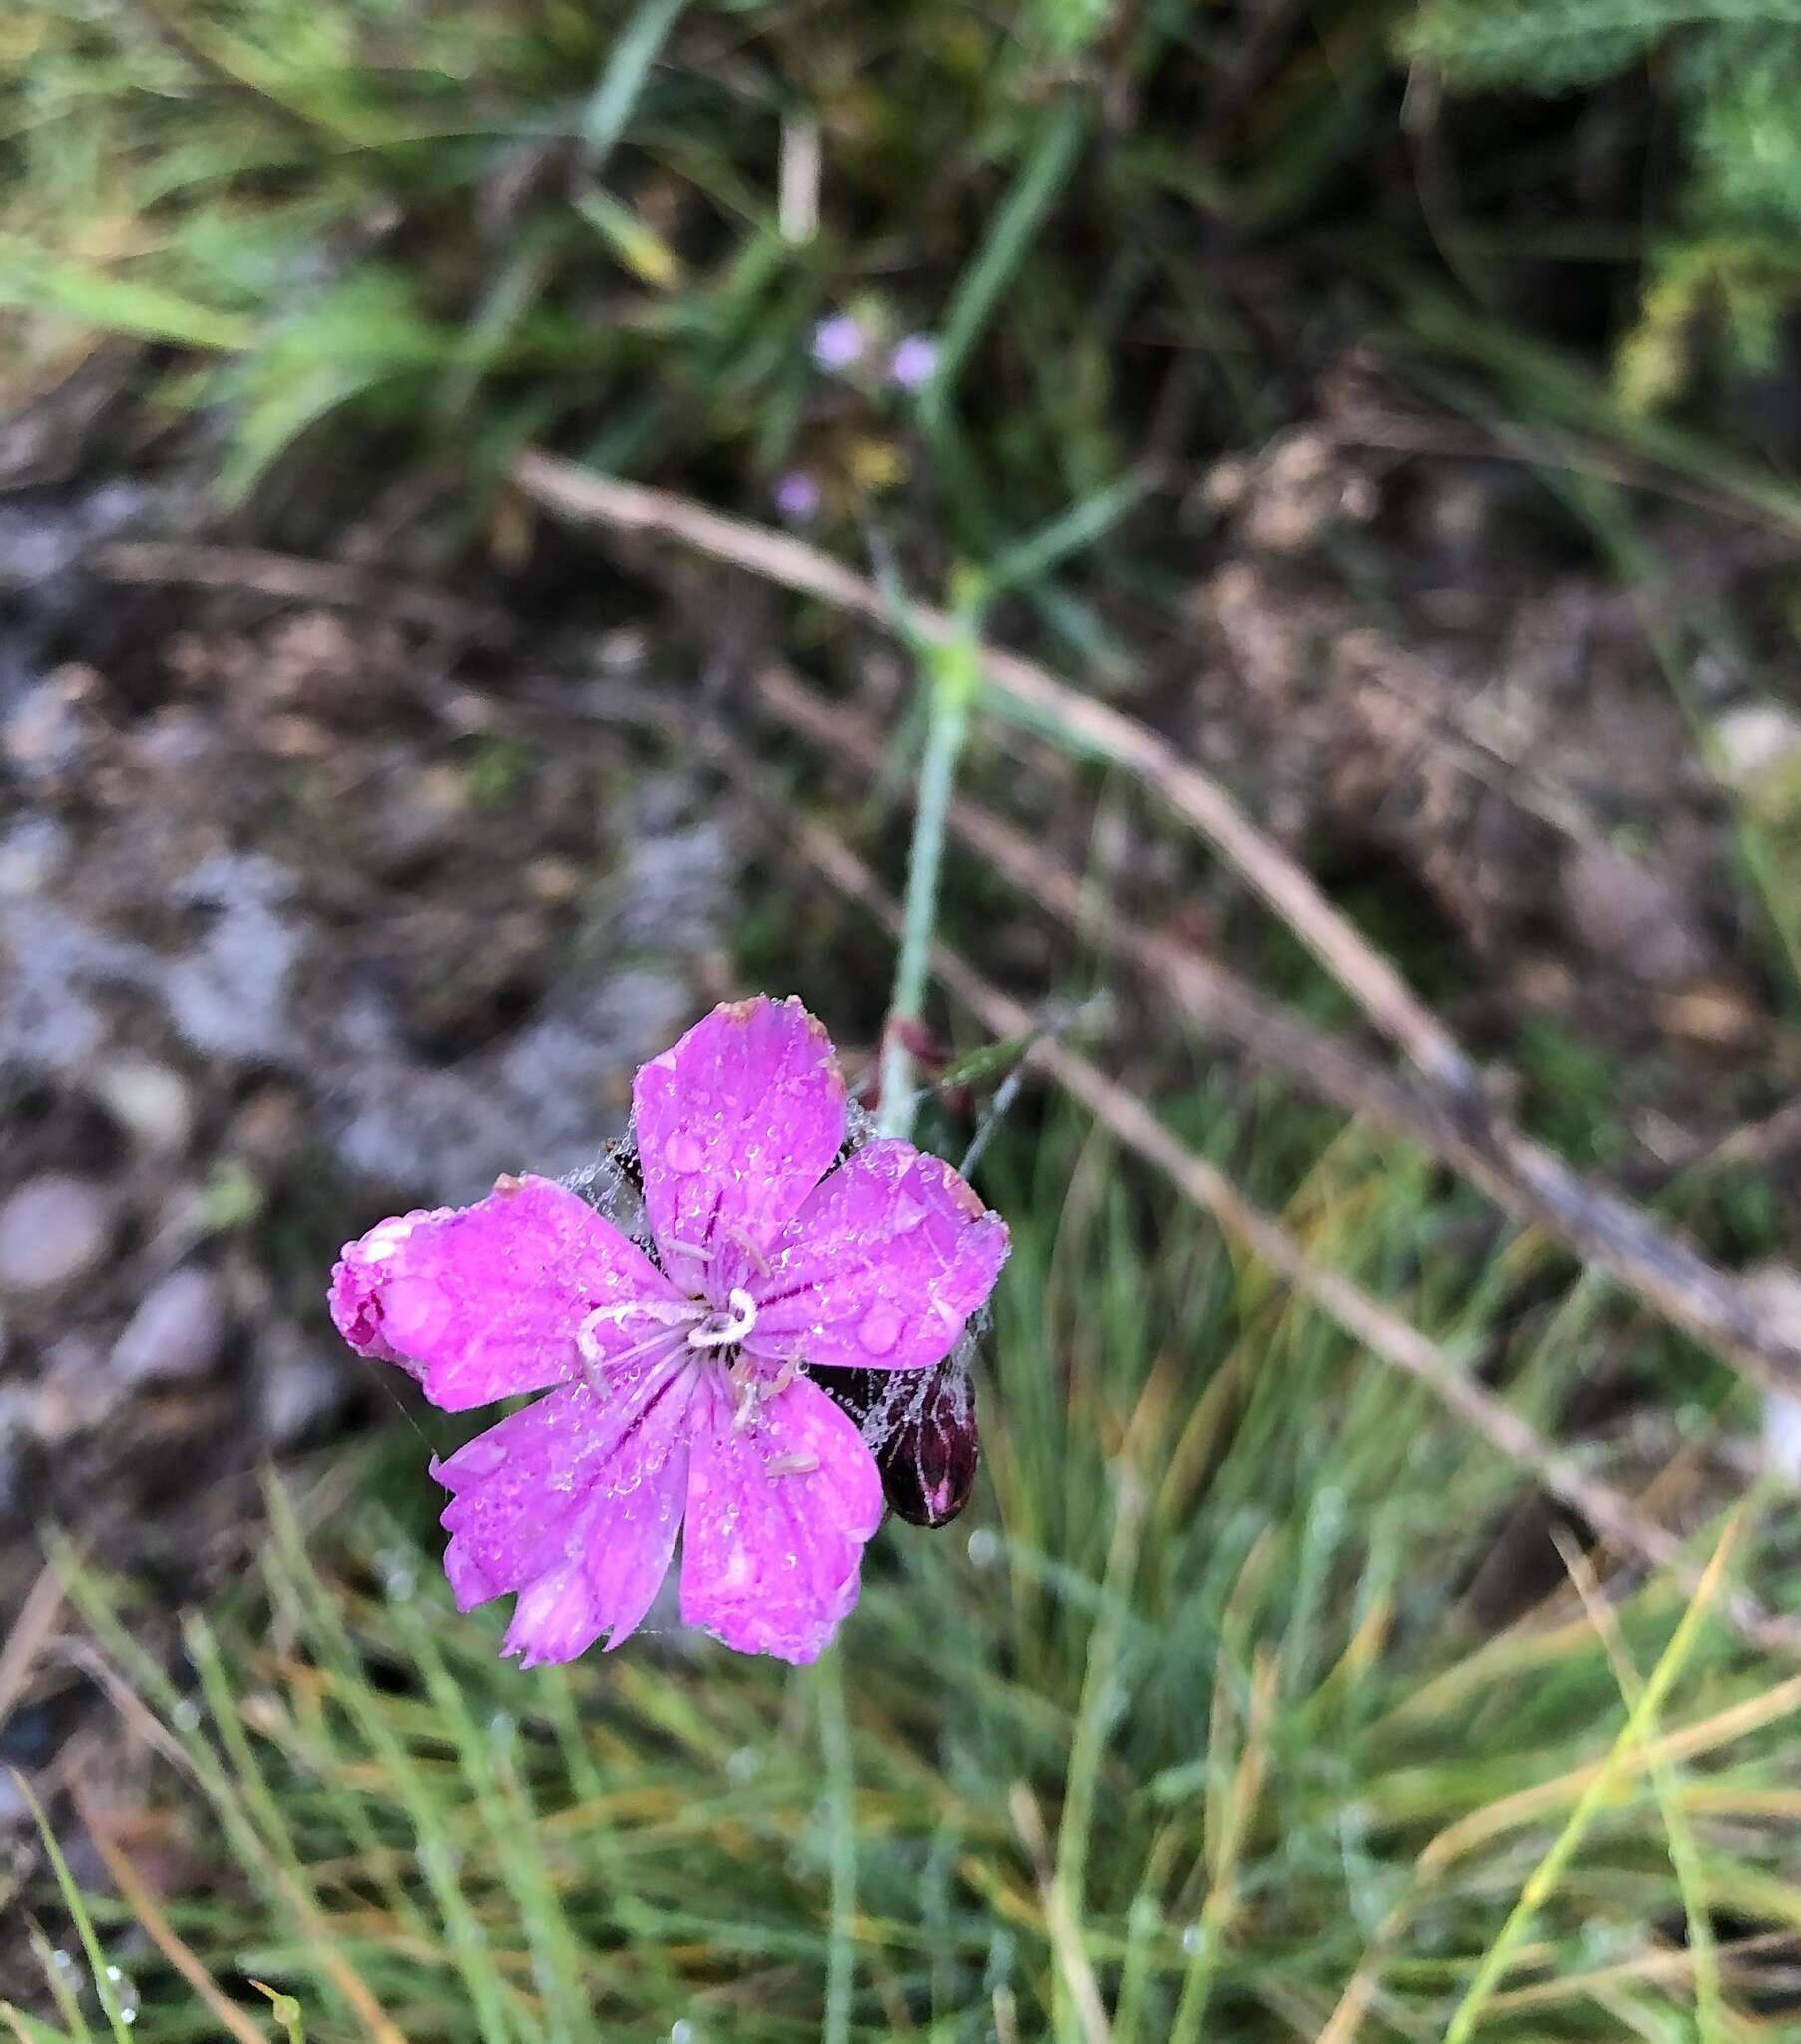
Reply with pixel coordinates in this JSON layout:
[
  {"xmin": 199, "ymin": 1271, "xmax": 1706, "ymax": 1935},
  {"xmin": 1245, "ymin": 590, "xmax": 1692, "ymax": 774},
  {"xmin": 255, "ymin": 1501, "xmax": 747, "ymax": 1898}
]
[{"xmin": 330, "ymin": 997, "xmax": 1008, "ymax": 1666}]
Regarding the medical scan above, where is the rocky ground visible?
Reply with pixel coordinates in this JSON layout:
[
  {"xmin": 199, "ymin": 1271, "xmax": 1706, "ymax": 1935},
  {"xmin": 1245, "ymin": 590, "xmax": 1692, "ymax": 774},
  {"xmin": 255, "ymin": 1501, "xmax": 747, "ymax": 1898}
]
[{"xmin": 0, "ymin": 466, "xmax": 733, "ymax": 1707}]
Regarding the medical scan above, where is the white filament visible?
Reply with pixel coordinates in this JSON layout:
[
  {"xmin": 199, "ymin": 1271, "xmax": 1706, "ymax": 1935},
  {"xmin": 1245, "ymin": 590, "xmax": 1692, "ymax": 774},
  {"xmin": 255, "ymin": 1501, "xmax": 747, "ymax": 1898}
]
[{"xmin": 688, "ymin": 1287, "xmax": 758, "ymax": 1349}]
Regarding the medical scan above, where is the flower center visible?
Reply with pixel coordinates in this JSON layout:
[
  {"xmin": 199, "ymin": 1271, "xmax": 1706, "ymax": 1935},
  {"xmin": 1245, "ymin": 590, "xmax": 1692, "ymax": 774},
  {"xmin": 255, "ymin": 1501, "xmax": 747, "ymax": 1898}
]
[{"xmin": 687, "ymin": 1287, "xmax": 758, "ymax": 1350}]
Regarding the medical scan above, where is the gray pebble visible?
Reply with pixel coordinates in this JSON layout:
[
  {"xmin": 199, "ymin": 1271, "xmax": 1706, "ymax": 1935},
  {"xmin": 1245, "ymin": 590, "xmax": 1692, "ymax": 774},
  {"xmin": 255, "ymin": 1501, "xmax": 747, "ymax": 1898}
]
[
  {"xmin": 0, "ymin": 1174, "xmax": 112, "ymax": 1294},
  {"xmin": 110, "ymin": 1266, "xmax": 226, "ymax": 1385},
  {"xmin": 93, "ymin": 1055, "xmax": 194, "ymax": 1154},
  {"xmin": 258, "ymin": 1325, "xmax": 348, "ymax": 1445},
  {"xmin": 1558, "ymin": 841, "xmax": 1711, "ymax": 989}
]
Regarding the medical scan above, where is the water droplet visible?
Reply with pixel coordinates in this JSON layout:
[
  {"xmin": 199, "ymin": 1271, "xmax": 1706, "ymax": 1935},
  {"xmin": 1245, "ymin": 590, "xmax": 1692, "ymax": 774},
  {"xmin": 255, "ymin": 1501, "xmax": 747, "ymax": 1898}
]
[
  {"xmin": 858, "ymin": 1302, "xmax": 903, "ymax": 1356},
  {"xmin": 725, "ymin": 1745, "xmax": 763, "ymax": 1783},
  {"xmin": 966, "ymin": 1527, "xmax": 999, "ymax": 1568},
  {"xmin": 172, "ymin": 1698, "xmax": 201, "ymax": 1732},
  {"xmin": 670, "ymin": 2022, "xmax": 697, "ymax": 2044},
  {"xmin": 663, "ymin": 1132, "xmax": 705, "ymax": 1174},
  {"xmin": 377, "ymin": 1547, "xmax": 417, "ymax": 1600},
  {"xmin": 1181, "ymin": 1924, "xmax": 1206, "ymax": 1957}
]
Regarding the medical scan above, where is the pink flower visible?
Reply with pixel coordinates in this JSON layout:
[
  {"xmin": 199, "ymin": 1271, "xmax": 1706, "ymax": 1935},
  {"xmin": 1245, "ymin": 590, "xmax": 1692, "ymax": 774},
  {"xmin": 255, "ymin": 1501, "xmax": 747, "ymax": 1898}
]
[
  {"xmin": 810, "ymin": 312, "xmax": 868, "ymax": 372},
  {"xmin": 888, "ymin": 332, "xmax": 940, "ymax": 391},
  {"xmin": 772, "ymin": 469, "xmax": 822, "ymax": 523},
  {"xmin": 329, "ymin": 996, "xmax": 1009, "ymax": 1667}
]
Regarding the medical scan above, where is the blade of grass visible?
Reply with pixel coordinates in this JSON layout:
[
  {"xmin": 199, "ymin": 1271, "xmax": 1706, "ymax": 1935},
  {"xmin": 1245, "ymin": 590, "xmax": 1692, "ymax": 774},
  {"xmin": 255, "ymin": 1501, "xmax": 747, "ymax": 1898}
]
[
  {"xmin": 981, "ymin": 468, "xmax": 1157, "ymax": 600},
  {"xmin": 1553, "ymin": 1532, "xmax": 1725, "ymax": 2044},
  {"xmin": 1053, "ymin": 1463, "xmax": 1149, "ymax": 2004},
  {"xmin": 0, "ymin": 261, "xmax": 252, "ymax": 350},
  {"xmin": 51, "ymin": 1546, "xmax": 405, "ymax": 2042},
  {"xmin": 392, "ymin": 1595, "xmax": 591, "ymax": 2044},
  {"xmin": 25, "ymin": 1927, "xmax": 89, "ymax": 2044},
  {"xmin": 1171, "ymin": 1648, "xmax": 1279, "ymax": 2044},
  {"xmin": 12, "ymin": 1773, "xmax": 133, "ymax": 2044},
  {"xmin": 73, "ymin": 1784, "xmax": 268, "ymax": 2044},
  {"xmin": 924, "ymin": 98, "xmax": 1088, "ymax": 428},
  {"xmin": 2, "ymin": 2002, "xmax": 76, "ymax": 2044},
  {"xmin": 258, "ymin": 1489, "xmax": 524, "ymax": 2044},
  {"xmin": 1441, "ymin": 1513, "xmax": 1745, "ymax": 2044},
  {"xmin": 580, "ymin": 0, "xmax": 689, "ymax": 168},
  {"xmin": 875, "ymin": 585, "xmax": 984, "ymax": 1140}
]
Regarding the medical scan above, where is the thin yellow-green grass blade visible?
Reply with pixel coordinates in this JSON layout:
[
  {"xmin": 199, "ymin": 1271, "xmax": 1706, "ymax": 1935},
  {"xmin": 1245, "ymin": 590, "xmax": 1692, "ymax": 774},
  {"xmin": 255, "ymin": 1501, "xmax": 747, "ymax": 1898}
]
[
  {"xmin": 925, "ymin": 99, "xmax": 1088, "ymax": 425},
  {"xmin": 1556, "ymin": 1532, "xmax": 1726, "ymax": 2043},
  {"xmin": 1442, "ymin": 1513, "xmax": 1745, "ymax": 2044},
  {"xmin": 11, "ymin": 1773, "xmax": 132, "ymax": 2044},
  {"xmin": 580, "ymin": 0, "xmax": 689, "ymax": 167}
]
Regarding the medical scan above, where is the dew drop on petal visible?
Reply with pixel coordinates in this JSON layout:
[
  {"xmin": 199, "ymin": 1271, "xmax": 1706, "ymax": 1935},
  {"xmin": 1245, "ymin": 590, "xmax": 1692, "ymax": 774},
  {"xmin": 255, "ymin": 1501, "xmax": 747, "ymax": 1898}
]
[
  {"xmin": 663, "ymin": 1132, "xmax": 706, "ymax": 1174},
  {"xmin": 858, "ymin": 1301, "xmax": 904, "ymax": 1357}
]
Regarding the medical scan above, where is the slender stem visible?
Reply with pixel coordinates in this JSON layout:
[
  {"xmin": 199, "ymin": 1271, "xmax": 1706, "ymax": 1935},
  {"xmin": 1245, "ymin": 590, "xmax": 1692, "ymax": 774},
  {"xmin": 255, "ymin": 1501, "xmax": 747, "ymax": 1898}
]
[
  {"xmin": 876, "ymin": 606, "xmax": 981, "ymax": 1142},
  {"xmin": 815, "ymin": 1658, "xmax": 856, "ymax": 2044}
]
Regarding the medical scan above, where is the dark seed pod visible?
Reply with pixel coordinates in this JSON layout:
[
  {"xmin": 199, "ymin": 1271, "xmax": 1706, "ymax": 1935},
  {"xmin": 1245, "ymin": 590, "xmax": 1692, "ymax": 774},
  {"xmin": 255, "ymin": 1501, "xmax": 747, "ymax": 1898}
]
[
  {"xmin": 814, "ymin": 1358, "xmax": 981, "ymax": 1528},
  {"xmin": 879, "ymin": 1360, "xmax": 979, "ymax": 1527}
]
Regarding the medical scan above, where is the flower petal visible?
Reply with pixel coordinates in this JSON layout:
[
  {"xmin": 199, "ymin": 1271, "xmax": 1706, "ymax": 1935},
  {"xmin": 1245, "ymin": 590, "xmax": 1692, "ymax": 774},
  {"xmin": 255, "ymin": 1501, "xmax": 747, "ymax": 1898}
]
[
  {"xmin": 633, "ymin": 996, "xmax": 846, "ymax": 1295},
  {"xmin": 747, "ymin": 1140, "xmax": 1008, "ymax": 1374},
  {"xmin": 435, "ymin": 1358, "xmax": 698, "ymax": 1666},
  {"xmin": 679, "ymin": 1375, "xmax": 883, "ymax": 1664},
  {"xmin": 329, "ymin": 1174, "xmax": 686, "ymax": 1411}
]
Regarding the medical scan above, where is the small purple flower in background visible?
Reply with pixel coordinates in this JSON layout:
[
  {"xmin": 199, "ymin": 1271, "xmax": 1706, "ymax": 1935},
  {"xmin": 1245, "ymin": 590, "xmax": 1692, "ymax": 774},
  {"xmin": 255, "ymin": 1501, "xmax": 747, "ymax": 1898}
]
[
  {"xmin": 772, "ymin": 469, "xmax": 821, "ymax": 523},
  {"xmin": 811, "ymin": 312, "xmax": 868, "ymax": 373},
  {"xmin": 888, "ymin": 332, "xmax": 940, "ymax": 392},
  {"xmin": 330, "ymin": 997, "xmax": 1008, "ymax": 1667}
]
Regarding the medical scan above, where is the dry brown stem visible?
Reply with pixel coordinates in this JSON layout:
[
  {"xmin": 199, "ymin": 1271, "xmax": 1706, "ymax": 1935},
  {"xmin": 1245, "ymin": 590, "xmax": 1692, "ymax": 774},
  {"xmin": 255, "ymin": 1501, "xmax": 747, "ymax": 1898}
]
[
  {"xmin": 756, "ymin": 792, "xmax": 1801, "ymax": 1656},
  {"xmin": 511, "ymin": 450, "xmax": 1801, "ymax": 1397}
]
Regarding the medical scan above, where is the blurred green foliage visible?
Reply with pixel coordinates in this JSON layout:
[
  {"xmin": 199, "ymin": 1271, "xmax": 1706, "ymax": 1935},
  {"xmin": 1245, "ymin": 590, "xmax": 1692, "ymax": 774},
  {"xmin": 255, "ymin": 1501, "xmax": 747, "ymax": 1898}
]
[
  {"xmin": 1403, "ymin": 0, "xmax": 1801, "ymax": 411},
  {"xmin": 12, "ymin": 0, "xmax": 1801, "ymax": 542}
]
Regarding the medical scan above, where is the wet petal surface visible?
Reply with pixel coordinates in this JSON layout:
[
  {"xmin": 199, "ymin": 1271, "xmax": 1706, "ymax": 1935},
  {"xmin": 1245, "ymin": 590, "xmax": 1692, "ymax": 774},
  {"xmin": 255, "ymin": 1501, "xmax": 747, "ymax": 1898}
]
[
  {"xmin": 747, "ymin": 1140, "xmax": 1008, "ymax": 1375},
  {"xmin": 678, "ymin": 1375, "xmax": 882, "ymax": 1664},
  {"xmin": 329, "ymin": 1174, "xmax": 684, "ymax": 1411},
  {"xmin": 633, "ymin": 996, "xmax": 845, "ymax": 1298},
  {"xmin": 435, "ymin": 1357, "xmax": 698, "ymax": 1665}
]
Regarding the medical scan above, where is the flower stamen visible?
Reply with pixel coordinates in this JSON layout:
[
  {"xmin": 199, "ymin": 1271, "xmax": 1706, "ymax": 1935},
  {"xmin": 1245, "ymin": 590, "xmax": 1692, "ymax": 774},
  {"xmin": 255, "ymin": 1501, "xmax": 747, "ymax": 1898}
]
[
  {"xmin": 765, "ymin": 1450, "xmax": 820, "ymax": 1479},
  {"xmin": 688, "ymin": 1286, "xmax": 758, "ymax": 1350},
  {"xmin": 577, "ymin": 1297, "xmax": 701, "ymax": 1374},
  {"xmin": 724, "ymin": 1225, "xmax": 772, "ymax": 1278}
]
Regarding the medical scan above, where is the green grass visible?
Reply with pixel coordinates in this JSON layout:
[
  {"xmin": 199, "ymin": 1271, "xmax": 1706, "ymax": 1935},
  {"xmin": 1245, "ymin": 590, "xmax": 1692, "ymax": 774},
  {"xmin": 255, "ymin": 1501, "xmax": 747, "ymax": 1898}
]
[
  {"xmin": 9, "ymin": 0, "xmax": 1797, "ymax": 544},
  {"xmin": 15, "ymin": 1084, "xmax": 1801, "ymax": 2041}
]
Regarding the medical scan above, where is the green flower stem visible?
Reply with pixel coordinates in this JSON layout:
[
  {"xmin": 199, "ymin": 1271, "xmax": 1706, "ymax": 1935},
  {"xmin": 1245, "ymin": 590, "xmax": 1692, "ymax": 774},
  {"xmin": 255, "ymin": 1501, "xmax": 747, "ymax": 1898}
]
[{"xmin": 876, "ymin": 593, "xmax": 983, "ymax": 1144}]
